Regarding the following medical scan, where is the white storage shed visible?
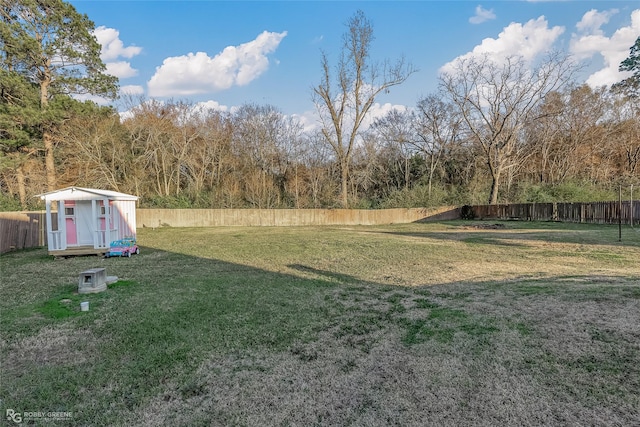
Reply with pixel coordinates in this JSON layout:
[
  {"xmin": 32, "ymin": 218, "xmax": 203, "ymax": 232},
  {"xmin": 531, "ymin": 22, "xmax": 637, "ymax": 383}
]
[{"xmin": 38, "ymin": 187, "xmax": 138, "ymax": 257}]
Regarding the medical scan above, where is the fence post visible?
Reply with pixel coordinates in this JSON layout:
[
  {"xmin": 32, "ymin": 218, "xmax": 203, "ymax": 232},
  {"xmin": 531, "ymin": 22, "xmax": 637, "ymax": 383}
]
[
  {"xmin": 619, "ymin": 185, "xmax": 622, "ymax": 242},
  {"xmin": 631, "ymin": 185, "xmax": 634, "ymax": 228}
]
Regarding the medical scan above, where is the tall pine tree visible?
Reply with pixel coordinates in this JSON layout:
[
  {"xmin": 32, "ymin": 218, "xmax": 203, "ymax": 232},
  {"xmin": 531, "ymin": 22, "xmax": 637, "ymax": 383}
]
[
  {"xmin": 0, "ymin": 0, "xmax": 118, "ymax": 193},
  {"xmin": 613, "ymin": 36, "xmax": 640, "ymax": 98}
]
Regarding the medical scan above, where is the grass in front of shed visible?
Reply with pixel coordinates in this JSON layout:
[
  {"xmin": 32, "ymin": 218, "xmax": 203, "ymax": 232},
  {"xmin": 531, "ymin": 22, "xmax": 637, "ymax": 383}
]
[{"xmin": 1, "ymin": 221, "xmax": 639, "ymax": 426}]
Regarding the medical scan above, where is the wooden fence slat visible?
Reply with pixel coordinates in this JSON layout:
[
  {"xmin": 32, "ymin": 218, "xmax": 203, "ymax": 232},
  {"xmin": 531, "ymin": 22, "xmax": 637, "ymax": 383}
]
[
  {"xmin": 0, "ymin": 211, "xmax": 47, "ymax": 254},
  {"xmin": 472, "ymin": 201, "xmax": 640, "ymax": 225}
]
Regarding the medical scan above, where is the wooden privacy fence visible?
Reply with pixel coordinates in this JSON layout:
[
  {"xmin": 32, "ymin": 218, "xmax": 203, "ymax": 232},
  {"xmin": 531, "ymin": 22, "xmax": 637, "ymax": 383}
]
[
  {"xmin": 0, "ymin": 211, "xmax": 48, "ymax": 254},
  {"xmin": 0, "ymin": 207, "xmax": 458, "ymax": 254},
  {"xmin": 470, "ymin": 201, "xmax": 640, "ymax": 225},
  {"xmin": 2, "ymin": 202, "xmax": 638, "ymax": 254},
  {"xmin": 136, "ymin": 207, "xmax": 458, "ymax": 228}
]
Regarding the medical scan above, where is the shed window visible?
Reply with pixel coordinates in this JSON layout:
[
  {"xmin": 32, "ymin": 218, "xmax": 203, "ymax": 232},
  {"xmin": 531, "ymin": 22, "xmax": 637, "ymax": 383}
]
[
  {"xmin": 99, "ymin": 206, "xmax": 106, "ymax": 215},
  {"xmin": 65, "ymin": 207, "xmax": 74, "ymax": 216}
]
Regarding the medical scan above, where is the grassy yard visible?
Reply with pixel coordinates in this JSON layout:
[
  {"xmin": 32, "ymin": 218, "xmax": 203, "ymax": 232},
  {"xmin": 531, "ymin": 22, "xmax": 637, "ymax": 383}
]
[{"xmin": 1, "ymin": 221, "xmax": 640, "ymax": 426}]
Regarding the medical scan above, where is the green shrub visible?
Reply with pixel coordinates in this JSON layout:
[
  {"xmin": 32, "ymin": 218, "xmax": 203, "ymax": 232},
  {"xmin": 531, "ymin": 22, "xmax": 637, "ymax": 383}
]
[
  {"xmin": 141, "ymin": 194, "xmax": 194, "ymax": 209},
  {"xmin": 378, "ymin": 184, "xmax": 474, "ymax": 209},
  {"xmin": 513, "ymin": 181, "xmax": 618, "ymax": 203},
  {"xmin": 0, "ymin": 193, "xmax": 23, "ymax": 211},
  {"xmin": 460, "ymin": 205, "xmax": 475, "ymax": 220}
]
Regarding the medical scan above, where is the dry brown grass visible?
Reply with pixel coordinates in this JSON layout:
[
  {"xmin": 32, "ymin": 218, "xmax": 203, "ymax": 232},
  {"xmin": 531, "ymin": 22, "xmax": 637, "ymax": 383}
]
[
  {"xmin": 130, "ymin": 276, "xmax": 640, "ymax": 426},
  {"xmin": 4, "ymin": 326, "xmax": 95, "ymax": 371},
  {"xmin": 1, "ymin": 221, "xmax": 639, "ymax": 426}
]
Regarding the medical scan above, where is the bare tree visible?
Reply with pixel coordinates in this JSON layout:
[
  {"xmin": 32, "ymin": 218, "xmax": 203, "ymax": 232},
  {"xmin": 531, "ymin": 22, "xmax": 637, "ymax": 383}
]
[
  {"xmin": 413, "ymin": 94, "xmax": 463, "ymax": 199},
  {"xmin": 312, "ymin": 10, "xmax": 416, "ymax": 207},
  {"xmin": 232, "ymin": 104, "xmax": 303, "ymax": 208},
  {"xmin": 526, "ymin": 85, "xmax": 612, "ymax": 185},
  {"xmin": 372, "ymin": 109, "xmax": 415, "ymax": 191},
  {"xmin": 301, "ymin": 131, "xmax": 339, "ymax": 208},
  {"xmin": 56, "ymin": 109, "xmax": 131, "ymax": 192},
  {"xmin": 609, "ymin": 93, "xmax": 640, "ymax": 179},
  {"xmin": 124, "ymin": 99, "xmax": 184, "ymax": 198},
  {"xmin": 349, "ymin": 131, "xmax": 385, "ymax": 203},
  {"xmin": 440, "ymin": 52, "xmax": 576, "ymax": 204},
  {"xmin": 181, "ymin": 108, "xmax": 233, "ymax": 200},
  {"xmin": 373, "ymin": 95, "xmax": 463, "ymax": 201},
  {"xmin": 523, "ymin": 90, "xmax": 565, "ymax": 185}
]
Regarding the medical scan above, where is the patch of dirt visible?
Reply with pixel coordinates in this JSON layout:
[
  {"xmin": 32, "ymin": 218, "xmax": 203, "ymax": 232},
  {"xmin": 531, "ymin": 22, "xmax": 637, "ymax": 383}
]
[
  {"xmin": 3, "ymin": 326, "xmax": 95, "ymax": 372},
  {"xmin": 465, "ymin": 223, "xmax": 507, "ymax": 230}
]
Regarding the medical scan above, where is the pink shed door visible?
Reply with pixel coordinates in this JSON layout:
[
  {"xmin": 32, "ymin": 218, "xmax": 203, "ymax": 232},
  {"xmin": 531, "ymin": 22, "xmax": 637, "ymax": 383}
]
[
  {"xmin": 65, "ymin": 202, "xmax": 77, "ymax": 245},
  {"xmin": 64, "ymin": 201, "xmax": 93, "ymax": 246}
]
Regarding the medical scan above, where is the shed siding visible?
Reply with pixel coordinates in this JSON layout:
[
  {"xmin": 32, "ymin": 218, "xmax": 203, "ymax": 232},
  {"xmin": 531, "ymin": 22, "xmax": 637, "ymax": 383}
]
[{"xmin": 112, "ymin": 200, "xmax": 137, "ymax": 239}]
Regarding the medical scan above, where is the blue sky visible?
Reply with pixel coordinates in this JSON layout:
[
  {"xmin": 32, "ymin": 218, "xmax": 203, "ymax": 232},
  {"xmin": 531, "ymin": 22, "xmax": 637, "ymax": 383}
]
[{"xmin": 68, "ymin": 1, "xmax": 640, "ymax": 124}]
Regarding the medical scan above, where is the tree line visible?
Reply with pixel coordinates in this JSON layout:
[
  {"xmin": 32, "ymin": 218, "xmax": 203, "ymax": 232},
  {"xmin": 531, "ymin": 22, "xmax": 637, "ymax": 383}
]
[{"xmin": 1, "ymin": 2, "xmax": 639, "ymax": 210}]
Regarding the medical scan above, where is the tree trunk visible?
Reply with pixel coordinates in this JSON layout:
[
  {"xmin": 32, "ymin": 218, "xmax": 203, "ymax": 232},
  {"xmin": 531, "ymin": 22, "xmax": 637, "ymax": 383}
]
[
  {"xmin": 41, "ymin": 64, "xmax": 56, "ymax": 191},
  {"xmin": 404, "ymin": 156, "xmax": 410, "ymax": 190},
  {"xmin": 16, "ymin": 164, "xmax": 27, "ymax": 209},
  {"xmin": 428, "ymin": 152, "xmax": 437, "ymax": 201},
  {"xmin": 43, "ymin": 129, "xmax": 57, "ymax": 191},
  {"xmin": 489, "ymin": 170, "xmax": 500, "ymax": 205},
  {"xmin": 340, "ymin": 160, "xmax": 349, "ymax": 208}
]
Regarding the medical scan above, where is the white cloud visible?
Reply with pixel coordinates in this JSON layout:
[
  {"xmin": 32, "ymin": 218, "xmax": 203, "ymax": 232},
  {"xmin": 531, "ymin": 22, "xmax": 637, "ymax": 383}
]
[
  {"xmin": 469, "ymin": 5, "xmax": 496, "ymax": 25},
  {"xmin": 147, "ymin": 31, "xmax": 288, "ymax": 97},
  {"xmin": 291, "ymin": 110, "xmax": 320, "ymax": 134},
  {"xmin": 93, "ymin": 26, "xmax": 142, "ymax": 79},
  {"xmin": 74, "ymin": 93, "xmax": 111, "ymax": 105},
  {"xmin": 118, "ymin": 110, "xmax": 134, "ymax": 122},
  {"xmin": 76, "ymin": 85, "xmax": 143, "ymax": 106},
  {"xmin": 441, "ymin": 16, "xmax": 565, "ymax": 74},
  {"xmin": 193, "ymin": 100, "xmax": 230, "ymax": 113},
  {"xmin": 94, "ymin": 26, "xmax": 142, "ymax": 60},
  {"xmin": 106, "ymin": 61, "xmax": 138, "ymax": 79},
  {"xmin": 362, "ymin": 103, "xmax": 408, "ymax": 130},
  {"xmin": 571, "ymin": 9, "xmax": 639, "ymax": 88},
  {"xmin": 118, "ymin": 98, "xmax": 165, "ymax": 122},
  {"xmin": 120, "ymin": 85, "xmax": 145, "ymax": 96},
  {"xmin": 576, "ymin": 9, "xmax": 618, "ymax": 35}
]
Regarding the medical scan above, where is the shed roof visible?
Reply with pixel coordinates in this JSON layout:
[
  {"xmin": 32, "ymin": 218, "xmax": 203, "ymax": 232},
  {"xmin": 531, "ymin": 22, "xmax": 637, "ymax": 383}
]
[{"xmin": 38, "ymin": 187, "xmax": 139, "ymax": 202}]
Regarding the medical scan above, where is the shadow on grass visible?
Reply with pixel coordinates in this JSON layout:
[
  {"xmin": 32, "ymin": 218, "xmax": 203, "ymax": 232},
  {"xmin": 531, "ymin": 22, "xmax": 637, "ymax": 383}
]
[
  {"xmin": 1, "ymin": 241, "xmax": 640, "ymax": 426},
  {"xmin": 288, "ymin": 263, "xmax": 375, "ymax": 285},
  {"xmin": 1, "ymin": 246, "xmax": 349, "ymax": 424}
]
